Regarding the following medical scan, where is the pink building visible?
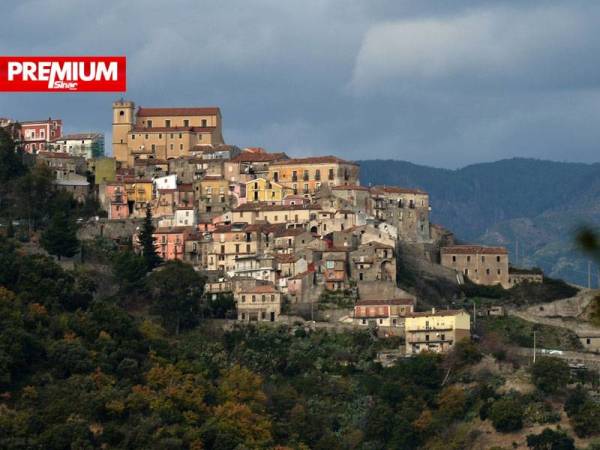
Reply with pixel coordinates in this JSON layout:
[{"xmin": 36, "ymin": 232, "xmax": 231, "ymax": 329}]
[
  {"xmin": 20, "ymin": 118, "xmax": 62, "ymax": 153},
  {"xmin": 153, "ymin": 227, "xmax": 187, "ymax": 261},
  {"xmin": 105, "ymin": 182, "xmax": 129, "ymax": 219}
]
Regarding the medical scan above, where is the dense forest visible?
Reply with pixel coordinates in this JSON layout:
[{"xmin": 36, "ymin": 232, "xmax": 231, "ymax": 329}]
[
  {"xmin": 1, "ymin": 129, "xmax": 600, "ymax": 448},
  {"xmin": 359, "ymin": 158, "xmax": 600, "ymax": 286}
]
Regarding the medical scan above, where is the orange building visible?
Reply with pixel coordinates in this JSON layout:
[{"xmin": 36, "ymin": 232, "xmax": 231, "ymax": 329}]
[
  {"xmin": 112, "ymin": 100, "xmax": 225, "ymax": 166},
  {"xmin": 267, "ymin": 156, "xmax": 360, "ymax": 196}
]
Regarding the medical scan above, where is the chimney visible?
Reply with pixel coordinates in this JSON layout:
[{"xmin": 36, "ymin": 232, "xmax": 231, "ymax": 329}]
[{"xmin": 431, "ymin": 307, "xmax": 436, "ymax": 314}]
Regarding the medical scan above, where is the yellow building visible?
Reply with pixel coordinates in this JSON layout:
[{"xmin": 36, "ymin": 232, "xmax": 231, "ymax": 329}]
[
  {"xmin": 112, "ymin": 100, "xmax": 225, "ymax": 167},
  {"xmin": 122, "ymin": 178, "xmax": 153, "ymax": 217},
  {"xmin": 232, "ymin": 202, "xmax": 321, "ymax": 225},
  {"xmin": 267, "ymin": 156, "xmax": 360, "ymax": 196},
  {"xmin": 245, "ymin": 177, "xmax": 292, "ymax": 203},
  {"xmin": 405, "ymin": 309, "xmax": 471, "ymax": 355}
]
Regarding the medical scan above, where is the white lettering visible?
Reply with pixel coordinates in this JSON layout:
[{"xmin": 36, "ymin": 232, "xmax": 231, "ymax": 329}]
[
  {"xmin": 38, "ymin": 62, "xmax": 51, "ymax": 80},
  {"xmin": 95, "ymin": 61, "xmax": 117, "ymax": 81},
  {"xmin": 22, "ymin": 62, "xmax": 37, "ymax": 81},
  {"xmin": 7, "ymin": 62, "xmax": 22, "ymax": 80}
]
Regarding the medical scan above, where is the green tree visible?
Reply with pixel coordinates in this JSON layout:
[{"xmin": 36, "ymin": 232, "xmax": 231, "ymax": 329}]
[
  {"xmin": 489, "ymin": 398, "xmax": 525, "ymax": 432},
  {"xmin": 138, "ymin": 203, "xmax": 161, "ymax": 270},
  {"xmin": 147, "ymin": 261, "xmax": 205, "ymax": 334},
  {"xmin": 112, "ymin": 250, "xmax": 148, "ymax": 290},
  {"xmin": 531, "ymin": 357, "xmax": 570, "ymax": 394},
  {"xmin": 40, "ymin": 212, "xmax": 80, "ymax": 260},
  {"xmin": 526, "ymin": 428, "xmax": 575, "ymax": 450},
  {"xmin": 14, "ymin": 165, "xmax": 55, "ymax": 233}
]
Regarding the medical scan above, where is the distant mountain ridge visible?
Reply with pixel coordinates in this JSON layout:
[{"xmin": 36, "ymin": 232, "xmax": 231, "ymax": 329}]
[{"xmin": 358, "ymin": 158, "xmax": 600, "ymax": 286}]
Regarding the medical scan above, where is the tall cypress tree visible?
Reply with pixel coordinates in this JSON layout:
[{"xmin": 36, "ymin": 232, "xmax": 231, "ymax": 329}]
[{"xmin": 138, "ymin": 203, "xmax": 161, "ymax": 270}]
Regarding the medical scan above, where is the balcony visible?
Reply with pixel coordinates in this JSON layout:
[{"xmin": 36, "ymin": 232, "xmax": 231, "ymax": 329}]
[{"xmin": 291, "ymin": 175, "xmax": 298, "ymax": 182}]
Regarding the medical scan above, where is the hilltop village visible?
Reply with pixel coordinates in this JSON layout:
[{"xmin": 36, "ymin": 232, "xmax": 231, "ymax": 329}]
[{"xmin": 1, "ymin": 100, "xmax": 547, "ymax": 355}]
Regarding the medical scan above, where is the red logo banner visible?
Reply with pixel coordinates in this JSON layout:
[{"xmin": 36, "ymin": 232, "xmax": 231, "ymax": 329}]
[{"xmin": 0, "ymin": 56, "xmax": 126, "ymax": 92}]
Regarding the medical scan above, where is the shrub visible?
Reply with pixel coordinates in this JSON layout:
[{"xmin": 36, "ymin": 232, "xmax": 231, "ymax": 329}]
[
  {"xmin": 489, "ymin": 398, "xmax": 525, "ymax": 432},
  {"xmin": 531, "ymin": 357, "xmax": 570, "ymax": 393},
  {"xmin": 526, "ymin": 428, "xmax": 574, "ymax": 450}
]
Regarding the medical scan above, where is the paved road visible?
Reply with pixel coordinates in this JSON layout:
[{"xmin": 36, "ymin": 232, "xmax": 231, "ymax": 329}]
[{"xmin": 513, "ymin": 347, "xmax": 600, "ymax": 369}]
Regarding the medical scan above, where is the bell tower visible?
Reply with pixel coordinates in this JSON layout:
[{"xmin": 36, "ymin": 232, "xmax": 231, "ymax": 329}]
[{"xmin": 112, "ymin": 99, "xmax": 135, "ymax": 166}]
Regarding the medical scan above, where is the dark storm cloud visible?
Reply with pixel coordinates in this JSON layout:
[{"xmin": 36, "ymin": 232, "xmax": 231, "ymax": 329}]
[{"xmin": 1, "ymin": 0, "xmax": 599, "ymax": 168}]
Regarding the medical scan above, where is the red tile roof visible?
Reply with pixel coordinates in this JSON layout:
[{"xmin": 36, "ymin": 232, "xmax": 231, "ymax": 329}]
[
  {"xmin": 441, "ymin": 245, "xmax": 508, "ymax": 255},
  {"xmin": 242, "ymin": 284, "xmax": 279, "ymax": 294},
  {"xmin": 137, "ymin": 107, "xmax": 220, "ymax": 117},
  {"xmin": 370, "ymin": 186, "xmax": 427, "ymax": 195},
  {"xmin": 356, "ymin": 298, "xmax": 415, "ymax": 306},
  {"xmin": 271, "ymin": 156, "xmax": 358, "ymax": 166}
]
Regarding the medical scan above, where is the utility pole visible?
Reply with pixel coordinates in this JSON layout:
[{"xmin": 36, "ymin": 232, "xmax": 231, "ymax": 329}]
[{"xmin": 533, "ymin": 330, "xmax": 537, "ymax": 364}]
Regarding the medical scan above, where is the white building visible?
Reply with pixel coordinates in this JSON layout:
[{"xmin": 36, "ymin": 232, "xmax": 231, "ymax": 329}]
[
  {"xmin": 50, "ymin": 133, "xmax": 104, "ymax": 159},
  {"xmin": 154, "ymin": 174, "xmax": 178, "ymax": 191},
  {"xmin": 174, "ymin": 207, "xmax": 198, "ymax": 227}
]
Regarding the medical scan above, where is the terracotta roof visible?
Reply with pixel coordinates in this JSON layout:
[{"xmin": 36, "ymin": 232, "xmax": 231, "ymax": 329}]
[
  {"xmin": 137, "ymin": 107, "xmax": 220, "ymax": 117},
  {"xmin": 230, "ymin": 152, "xmax": 289, "ymax": 163},
  {"xmin": 288, "ymin": 270, "xmax": 314, "ymax": 280},
  {"xmin": 406, "ymin": 309, "xmax": 467, "ymax": 318},
  {"xmin": 241, "ymin": 284, "xmax": 278, "ymax": 294},
  {"xmin": 356, "ymin": 298, "xmax": 415, "ymax": 306},
  {"xmin": 332, "ymin": 184, "xmax": 369, "ymax": 191},
  {"xmin": 37, "ymin": 151, "xmax": 81, "ymax": 159},
  {"xmin": 441, "ymin": 245, "xmax": 508, "ymax": 255},
  {"xmin": 370, "ymin": 186, "xmax": 427, "ymax": 195},
  {"xmin": 271, "ymin": 156, "xmax": 358, "ymax": 166}
]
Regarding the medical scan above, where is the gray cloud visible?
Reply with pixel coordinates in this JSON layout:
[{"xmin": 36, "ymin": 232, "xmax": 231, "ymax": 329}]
[{"xmin": 1, "ymin": 0, "xmax": 599, "ymax": 168}]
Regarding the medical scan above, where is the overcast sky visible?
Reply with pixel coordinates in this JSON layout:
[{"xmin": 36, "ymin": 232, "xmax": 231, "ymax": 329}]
[{"xmin": 1, "ymin": 0, "xmax": 599, "ymax": 168}]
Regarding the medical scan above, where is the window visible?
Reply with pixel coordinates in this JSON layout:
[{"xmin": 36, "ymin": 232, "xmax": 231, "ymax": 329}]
[
  {"xmin": 496, "ymin": 256, "xmax": 501, "ymax": 262},
  {"xmin": 241, "ymin": 313, "xmax": 246, "ymax": 319},
  {"xmin": 486, "ymin": 269, "xmax": 490, "ymax": 275},
  {"xmin": 201, "ymin": 119, "xmax": 207, "ymax": 127},
  {"xmin": 497, "ymin": 269, "xmax": 501, "ymax": 275},
  {"xmin": 262, "ymin": 295, "xmax": 266, "ymax": 302},
  {"xmin": 328, "ymin": 168, "xmax": 334, "ymax": 180},
  {"xmin": 246, "ymin": 244, "xmax": 251, "ymax": 253},
  {"xmin": 452, "ymin": 255, "xmax": 456, "ymax": 262},
  {"xmin": 147, "ymin": 120, "xmax": 153, "ymax": 128},
  {"xmin": 131, "ymin": 134, "xmax": 135, "ymax": 140},
  {"xmin": 315, "ymin": 169, "xmax": 321, "ymax": 180},
  {"xmin": 425, "ymin": 335, "xmax": 430, "ymax": 341},
  {"xmin": 119, "ymin": 110, "xmax": 124, "ymax": 116},
  {"xmin": 145, "ymin": 134, "xmax": 149, "ymax": 139},
  {"xmin": 252, "ymin": 295, "xmax": 256, "ymax": 303},
  {"xmin": 467, "ymin": 256, "xmax": 471, "ymax": 262},
  {"xmin": 179, "ymin": 133, "xmax": 182, "ymax": 139},
  {"xmin": 441, "ymin": 334, "xmax": 445, "ymax": 341},
  {"xmin": 482, "ymin": 256, "xmax": 485, "ymax": 262},
  {"xmin": 587, "ymin": 338, "xmax": 591, "ymax": 345},
  {"xmin": 183, "ymin": 119, "xmax": 189, "ymax": 127},
  {"xmin": 273, "ymin": 172, "xmax": 279, "ymax": 182},
  {"xmin": 159, "ymin": 133, "xmax": 162, "ymax": 139},
  {"xmin": 362, "ymin": 319, "xmax": 366, "ymax": 325},
  {"xmin": 180, "ymin": 144, "xmax": 183, "ymax": 150},
  {"xmin": 165, "ymin": 120, "xmax": 171, "ymax": 127},
  {"xmin": 261, "ymin": 312, "xmax": 266, "ymax": 319}
]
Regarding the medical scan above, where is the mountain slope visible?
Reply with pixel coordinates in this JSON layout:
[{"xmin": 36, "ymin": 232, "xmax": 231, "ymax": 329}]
[{"xmin": 359, "ymin": 158, "xmax": 600, "ymax": 285}]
